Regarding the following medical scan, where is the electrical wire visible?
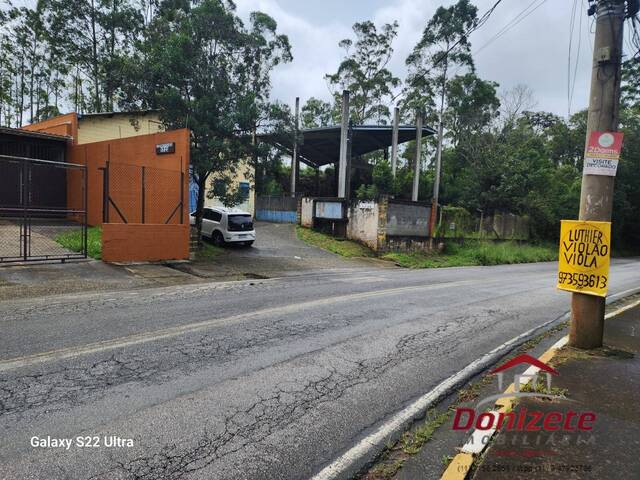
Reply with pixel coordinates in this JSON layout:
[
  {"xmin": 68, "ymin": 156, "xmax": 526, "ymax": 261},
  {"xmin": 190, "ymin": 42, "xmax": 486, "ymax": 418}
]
[
  {"xmin": 391, "ymin": 0, "xmax": 506, "ymax": 103},
  {"xmin": 569, "ymin": 0, "xmax": 583, "ymax": 117},
  {"xmin": 568, "ymin": 0, "xmax": 579, "ymax": 117},
  {"xmin": 473, "ymin": 0, "xmax": 548, "ymax": 56}
]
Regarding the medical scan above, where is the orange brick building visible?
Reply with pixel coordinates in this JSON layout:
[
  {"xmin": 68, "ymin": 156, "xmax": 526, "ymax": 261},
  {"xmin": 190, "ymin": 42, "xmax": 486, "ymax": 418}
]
[{"xmin": 23, "ymin": 112, "xmax": 190, "ymax": 263}]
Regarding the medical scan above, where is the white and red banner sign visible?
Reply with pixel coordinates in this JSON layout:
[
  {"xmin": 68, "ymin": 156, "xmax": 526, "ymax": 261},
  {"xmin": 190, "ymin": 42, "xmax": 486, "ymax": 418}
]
[{"xmin": 583, "ymin": 131, "xmax": 624, "ymax": 177}]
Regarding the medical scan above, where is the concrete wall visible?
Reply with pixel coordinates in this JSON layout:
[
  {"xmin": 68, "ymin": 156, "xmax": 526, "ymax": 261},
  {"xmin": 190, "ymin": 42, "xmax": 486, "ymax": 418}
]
[
  {"xmin": 386, "ymin": 201, "xmax": 431, "ymax": 237},
  {"xmin": 300, "ymin": 198, "xmax": 314, "ymax": 227},
  {"xmin": 102, "ymin": 224, "xmax": 189, "ymax": 262},
  {"xmin": 346, "ymin": 201, "xmax": 379, "ymax": 250}
]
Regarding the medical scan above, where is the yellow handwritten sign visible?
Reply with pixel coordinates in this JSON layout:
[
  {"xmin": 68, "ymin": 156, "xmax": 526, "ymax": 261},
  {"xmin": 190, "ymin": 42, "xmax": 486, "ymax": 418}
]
[{"xmin": 557, "ymin": 220, "xmax": 611, "ymax": 297}]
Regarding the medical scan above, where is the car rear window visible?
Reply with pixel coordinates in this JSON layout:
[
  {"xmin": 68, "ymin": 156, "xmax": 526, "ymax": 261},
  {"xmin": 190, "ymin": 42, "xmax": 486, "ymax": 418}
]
[{"xmin": 228, "ymin": 214, "xmax": 253, "ymax": 231}]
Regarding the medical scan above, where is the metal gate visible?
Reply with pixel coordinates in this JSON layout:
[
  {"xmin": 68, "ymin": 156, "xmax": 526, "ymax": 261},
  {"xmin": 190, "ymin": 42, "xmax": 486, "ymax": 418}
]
[{"xmin": 0, "ymin": 155, "xmax": 87, "ymax": 263}]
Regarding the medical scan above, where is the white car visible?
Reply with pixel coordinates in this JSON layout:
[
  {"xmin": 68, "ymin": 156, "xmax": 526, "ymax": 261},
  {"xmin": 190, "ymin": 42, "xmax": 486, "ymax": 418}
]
[{"xmin": 190, "ymin": 207, "xmax": 256, "ymax": 246}]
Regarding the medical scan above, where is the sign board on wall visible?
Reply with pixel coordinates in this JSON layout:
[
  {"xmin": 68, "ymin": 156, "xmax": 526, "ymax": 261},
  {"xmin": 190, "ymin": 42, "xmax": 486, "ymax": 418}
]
[
  {"xmin": 582, "ymin": 131, "xmax": 624, "ymax": 176},
  {"xmin": 557, "ymin": 220, "xmax": 611, "ymax": 297},
  {"xmin": 156, "ymin": 142, "xmax": 176, "ymax": 155}
]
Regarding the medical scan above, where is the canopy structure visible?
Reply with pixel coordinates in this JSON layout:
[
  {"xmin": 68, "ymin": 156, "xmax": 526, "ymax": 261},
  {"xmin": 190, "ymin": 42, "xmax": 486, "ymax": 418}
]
[{"xmin": 259, "ymin": 124, "xmax": 437, "ymax": 169}]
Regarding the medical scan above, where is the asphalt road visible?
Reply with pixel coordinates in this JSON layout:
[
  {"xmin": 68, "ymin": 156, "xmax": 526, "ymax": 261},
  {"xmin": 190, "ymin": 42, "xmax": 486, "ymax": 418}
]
[{"xmin": 1, "ymin": 256, "xmax": 639, "ymax": 480}]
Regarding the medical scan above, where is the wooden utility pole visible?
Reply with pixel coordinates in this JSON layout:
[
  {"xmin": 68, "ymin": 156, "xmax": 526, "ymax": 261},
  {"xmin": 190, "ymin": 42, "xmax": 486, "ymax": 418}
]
[
  {"xmin": 391, "ymin": 106, "xmax": 400, "ymax": 177},
  {"xmin": 570, "ymin": 0, "xmax": 625, "ymax": 349},
  {"xmin": 412, "ymin": 111, "xmax": 423, "ymax": 202},
  {"xmin": 338, "ymin": 90, "xmax": 350, "ymax": 198},
  {"xmin": 290, "ymin": 97, "xmax": 300, "ymax": 197}
]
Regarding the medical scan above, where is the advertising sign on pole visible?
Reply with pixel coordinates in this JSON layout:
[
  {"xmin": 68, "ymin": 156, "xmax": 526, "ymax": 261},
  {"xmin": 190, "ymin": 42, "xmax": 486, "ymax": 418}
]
[
  {"xmin": 557, "ymin": 220, "xmax": 611, "ymax": 297},
  {"xmin": 582, "ymin": 131, "xmax": 624, "ymax": 176}
]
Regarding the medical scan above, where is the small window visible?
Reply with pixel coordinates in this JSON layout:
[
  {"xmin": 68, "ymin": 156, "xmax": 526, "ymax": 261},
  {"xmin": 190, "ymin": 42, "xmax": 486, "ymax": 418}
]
[
  {"xmin": 203, "ymin": 209, "xmax": 215, "ymax": 221},
  {"xmin": 239, "ymin": 181, "xmax": 250, "ymax": 201},
  {"xmin": 211, "ymin": 211, "xmax": 222, "ymax": 222}
]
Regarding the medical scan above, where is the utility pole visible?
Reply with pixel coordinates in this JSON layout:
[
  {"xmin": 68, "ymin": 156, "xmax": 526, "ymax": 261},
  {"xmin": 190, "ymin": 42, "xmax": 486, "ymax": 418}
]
[
  {"xmin": 290, "ymin": 97, "xmax": 300, "ymax": 197},
  {"xmin": 391, "ymin": 106, "xmax": 400, "ymax": 177},
  {"xmin": 412, "ymin": 110, "xmax": 423, "ymax": 202},
  {"xmin": 429, "ymin": 68, "xmax": 447, "ymax": 247},
  {"xmin": 338, "ymin": 90, "xmax": 350, "ymax": 198},
  {"xmin": 570, "ymin": 0, "xmax": 625, "ymax": 349}
]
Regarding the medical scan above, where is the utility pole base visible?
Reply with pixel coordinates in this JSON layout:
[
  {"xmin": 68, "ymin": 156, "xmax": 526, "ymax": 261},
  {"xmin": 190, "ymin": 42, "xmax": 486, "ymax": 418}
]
[{"xmin": 569, "ymin": 293, "xmax": 605, "ymax": 349}]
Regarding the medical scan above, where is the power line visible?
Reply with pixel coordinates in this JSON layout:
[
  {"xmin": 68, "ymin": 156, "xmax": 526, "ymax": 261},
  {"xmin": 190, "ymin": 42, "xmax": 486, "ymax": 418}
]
[
  {"xmin": 568, "ymin": 0, "xmax": 582, "ymax": 117},
  {"xmin": 474, "ymin": 0, "xmax": 547, "ymax": 56},
  {"xmin": 392, "ymin": 0, "xmax": 506, "ymax": 103}
]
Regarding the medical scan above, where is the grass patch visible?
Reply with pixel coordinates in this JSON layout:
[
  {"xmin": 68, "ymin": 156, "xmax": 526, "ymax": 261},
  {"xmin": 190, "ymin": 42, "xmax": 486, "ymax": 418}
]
[
  {"xmin": 196, "ymin": 241, "xmax": 224, "ymax": 260},
  {"xmin": 55, "ymin": 226, "xmax": 102, "ymax": 259},
  {"xmin": 399, "ymin": 410, "xmax": 451, "ymax": 455},
  {"xmin": 296, "ymin": 226, "xmax": 374, "ymax": 258},
  {"xmin": 382, "ymin": 241, "xmax": 557, "ymax": 269},
  {"xmin": 520, "ymin": 378, "xmax": 568, "ymax": 398}
]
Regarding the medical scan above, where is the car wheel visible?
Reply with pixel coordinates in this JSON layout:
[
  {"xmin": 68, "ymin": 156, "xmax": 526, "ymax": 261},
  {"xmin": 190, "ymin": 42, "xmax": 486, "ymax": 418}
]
[{"xmin": 212, "ymin": 231, "xmax": 225, "ymax": 247}]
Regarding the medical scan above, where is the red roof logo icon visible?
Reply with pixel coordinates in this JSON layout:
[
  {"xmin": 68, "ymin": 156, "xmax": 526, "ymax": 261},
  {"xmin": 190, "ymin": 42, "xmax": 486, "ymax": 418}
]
[{"xmin": 491, "ymin": 353, "xmax": 559, "ymax": 376}]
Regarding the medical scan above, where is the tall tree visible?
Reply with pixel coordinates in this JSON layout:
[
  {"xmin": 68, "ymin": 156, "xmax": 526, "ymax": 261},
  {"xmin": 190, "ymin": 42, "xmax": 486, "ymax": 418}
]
[
  {"xmin": 120, "ymin": 0, "xmax": 291, "ymax": 238},
  {"xmin": 444, "ymin": 72, "xmax": 499, "ymax": 146},
  {"xmin": 301, "ymin": 97, "xmax": 335, "ymax": 128},
  {"xmin": 325, "ymin": 20, "xmax": 400, "ymax": 124},
  {"xmin": 405, "ymin": 0, "xmax": 477, "ymax": 127}
]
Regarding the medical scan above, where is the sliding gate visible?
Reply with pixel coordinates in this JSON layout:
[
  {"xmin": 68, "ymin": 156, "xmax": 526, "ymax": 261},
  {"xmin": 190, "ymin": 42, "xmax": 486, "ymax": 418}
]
[{"xmin": 0, "ymin": 155, "xmax": 87, "ymax": 263}]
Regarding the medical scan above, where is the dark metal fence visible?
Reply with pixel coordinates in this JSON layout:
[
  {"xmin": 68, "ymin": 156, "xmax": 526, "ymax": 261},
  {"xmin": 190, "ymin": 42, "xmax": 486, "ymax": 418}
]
[
  {"xmin": 0, "ymin": 155, "xmax": 87, "ymax": 263},
  {"xmin": 102, "ymin": 161, "xmax": 185, "ymax": 225}
]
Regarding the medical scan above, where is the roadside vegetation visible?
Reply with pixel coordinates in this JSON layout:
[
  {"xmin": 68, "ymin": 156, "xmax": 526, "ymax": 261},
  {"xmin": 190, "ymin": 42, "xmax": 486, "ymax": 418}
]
[
  {"xmin": 382, "ymin": 242, "xmax": 557, "ymax": 268},
  {"xmin": 296, "ymin": 227, "xmax": 374, "ymax": 258},
  {"xmin": 296, "ymin": 227, "xmax": 556, "ymax": 268},
  {"xmin": 196, "ymin": 242, "xmax": 224, "ymax": 260},
  {"xmin": 55, "ymin": 226, "xmax": 102, "ymax": 259}
]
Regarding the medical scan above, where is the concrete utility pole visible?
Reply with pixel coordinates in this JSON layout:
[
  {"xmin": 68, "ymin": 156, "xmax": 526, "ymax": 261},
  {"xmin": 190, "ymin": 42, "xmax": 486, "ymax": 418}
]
[
  {"xmin": 391, "ymin": 106, "xmax": 400, "ymax": 177},
  {"xmin": 570, "ymin": 0, "xmax": 625, "ymax": 349},
  {"xmin": 429, "ymin": 75, "xmax": 447, "ymax": 246},
  {"xmin": 290, "ymin": 97, "xmax": 300, "ymax": 197},
  {"xmin": 338, "ymin": 90, "xmax": 350, "ymax": 198},
  {"xmin": 412, "ymin": 111, "xmax": 423, "ymax": 202}
]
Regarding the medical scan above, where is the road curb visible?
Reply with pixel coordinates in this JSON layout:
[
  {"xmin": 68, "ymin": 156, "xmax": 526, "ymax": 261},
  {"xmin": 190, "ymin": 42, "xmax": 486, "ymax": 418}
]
[
  {"xmin": 439, "ymin": 295, "xmax": 640, "ymax": 480},
  {"xmin": 311, "ymin": 287, "xmax": 640, "ymax": 480}
]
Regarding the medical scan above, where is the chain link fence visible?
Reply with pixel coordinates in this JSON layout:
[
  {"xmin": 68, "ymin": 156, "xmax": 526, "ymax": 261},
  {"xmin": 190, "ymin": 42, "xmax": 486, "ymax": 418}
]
[
  {"xmin": 0, "ymin": 155, "xmax": 87, "ymax": 263},
  {"xmin": 103, "ymin": 162, "xmax": 185, "ymax": 225}
]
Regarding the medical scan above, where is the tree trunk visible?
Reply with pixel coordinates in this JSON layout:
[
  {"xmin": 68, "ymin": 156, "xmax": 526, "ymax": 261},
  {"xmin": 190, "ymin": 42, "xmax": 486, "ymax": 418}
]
[
  {"xmin": 90, "ymin": 0, "xmax": 101, "ymax": 112},
  {"xmin": 195, "ymin": 174, "xmax": 208, "ymax": 246}
]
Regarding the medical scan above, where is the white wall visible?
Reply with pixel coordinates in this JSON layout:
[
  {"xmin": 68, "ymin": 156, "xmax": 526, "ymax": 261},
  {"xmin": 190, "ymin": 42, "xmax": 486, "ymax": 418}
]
[
  {"xmin": 300, "ymin": 198, "xmax": 314, "ymax": 227},
  {"xmin": 347, "ymin": 201, "xmax": 379, "ymax": 250}
]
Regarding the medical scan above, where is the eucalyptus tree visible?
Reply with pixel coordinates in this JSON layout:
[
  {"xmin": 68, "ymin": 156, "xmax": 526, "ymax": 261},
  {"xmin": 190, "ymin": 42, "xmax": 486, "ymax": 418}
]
[
  {"xmin": 119, "ymin": 0, "xmax": 291, "ymax": 238},
  {"xmin": 45, "ymin": 0, "xmax": 143, "ymax": 113},
  {"xmin": 301, "ymin": 97, "xmax": 335, "ymax": 128},
  {"xmin": 326, "ymin": 20, "xmax": 400, "ymax": 125},
  {"xmin": 404, "ymin": 0, "xmax": 477, "ymax": 120},
  {"xmin": 404, "ymin": 0, "xmax": 478, "ymax": 216}
]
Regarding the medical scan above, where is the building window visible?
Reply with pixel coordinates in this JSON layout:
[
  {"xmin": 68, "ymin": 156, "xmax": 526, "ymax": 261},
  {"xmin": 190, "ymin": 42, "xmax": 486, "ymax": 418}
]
[{"xmin": 239, "ymin": 181, "xmax": 250, "ymax": 201}]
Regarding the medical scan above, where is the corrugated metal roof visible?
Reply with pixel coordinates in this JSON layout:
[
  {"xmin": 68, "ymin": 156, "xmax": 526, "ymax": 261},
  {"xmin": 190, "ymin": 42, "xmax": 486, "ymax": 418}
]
[
  {"xmin": 258, "ymin": 124, "xmax": 436, "ymax": 167},
  {"xmin": 77, "ymin": 110, "xmax": 159, "ymax": 119},
  {"xmin": 0, "ymin": 126, "xmax": 70, "ymax": 142}
]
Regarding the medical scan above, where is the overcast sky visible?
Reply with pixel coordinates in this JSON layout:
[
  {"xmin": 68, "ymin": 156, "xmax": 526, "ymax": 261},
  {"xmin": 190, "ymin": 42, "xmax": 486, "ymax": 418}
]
[{"xmin": 232, "ymin": 0, "xmax": 619, "ymax": 121}]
